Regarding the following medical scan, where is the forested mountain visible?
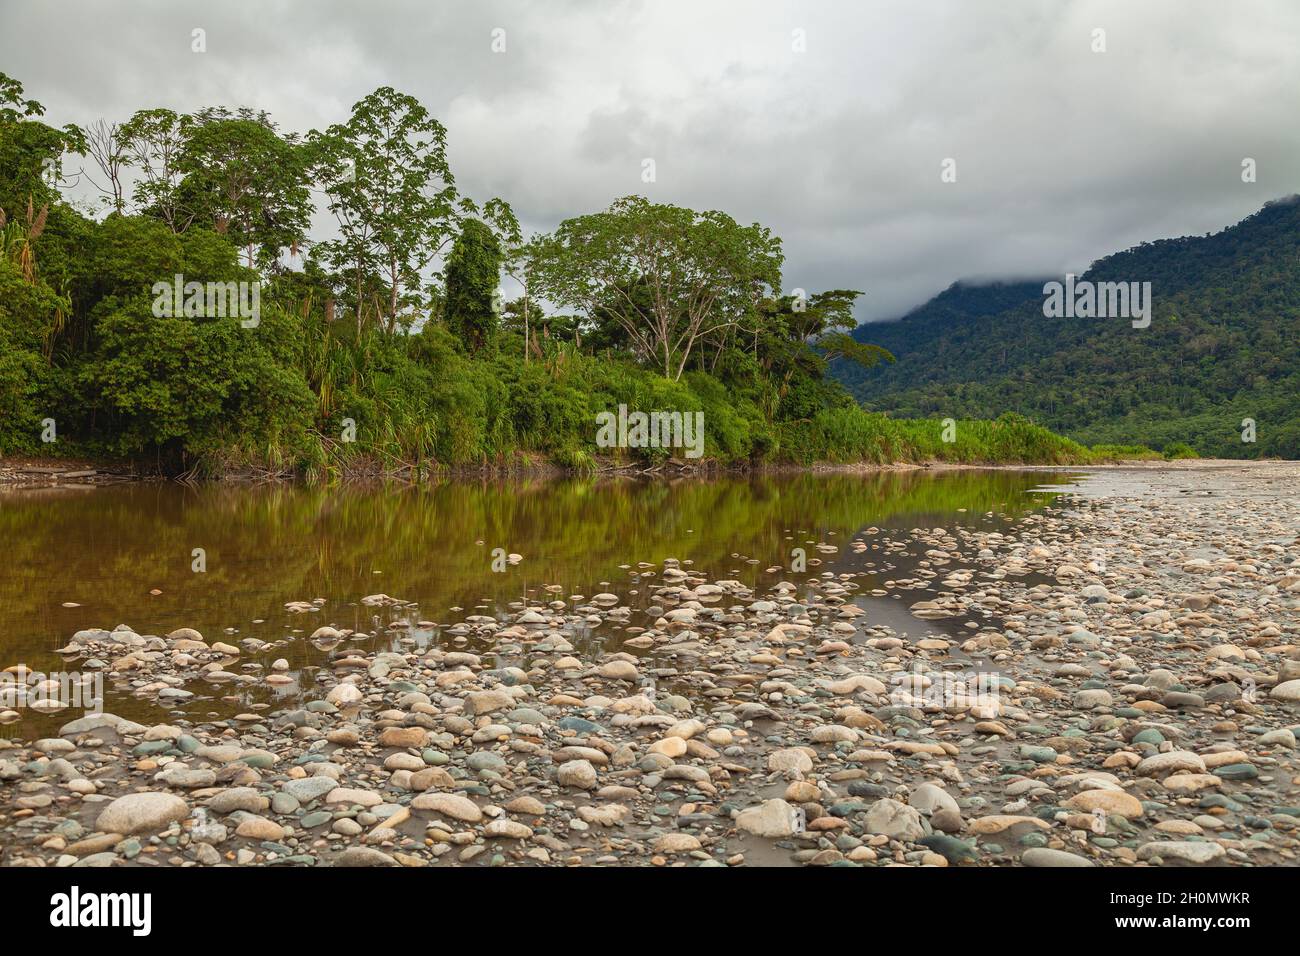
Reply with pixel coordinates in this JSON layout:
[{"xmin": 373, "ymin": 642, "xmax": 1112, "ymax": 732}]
[{"xmin": 836, "ymin": 197, "xmax": 1300, "ymax": 458}]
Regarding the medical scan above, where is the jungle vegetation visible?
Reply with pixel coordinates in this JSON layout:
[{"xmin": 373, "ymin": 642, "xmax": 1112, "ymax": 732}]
[{"xmin": 0, "ymin": 73, "xmax": 1094, "ymax": 477}]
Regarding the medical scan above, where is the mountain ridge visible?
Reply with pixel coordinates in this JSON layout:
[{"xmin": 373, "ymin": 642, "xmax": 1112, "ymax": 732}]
[{"xmin": 836, "ymin": 196, "xmax": 1300, "ymax": 458}]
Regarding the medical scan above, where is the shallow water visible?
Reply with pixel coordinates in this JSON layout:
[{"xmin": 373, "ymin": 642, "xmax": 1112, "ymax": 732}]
[{"xmin": 0, "ymin": 469, "xmax": 1078, "ymax": 734}]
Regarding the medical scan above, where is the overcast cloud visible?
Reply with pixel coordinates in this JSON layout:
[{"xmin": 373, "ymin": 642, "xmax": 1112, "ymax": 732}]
[{"xmin": 2, "ymin": 0, "xmax": 1297, "ymax": 320}]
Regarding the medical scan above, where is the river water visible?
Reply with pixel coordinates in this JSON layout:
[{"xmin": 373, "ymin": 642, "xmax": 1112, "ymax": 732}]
[{"xmin": 0, "ymin": 469, "xmax": 1076, "ymax": 734}]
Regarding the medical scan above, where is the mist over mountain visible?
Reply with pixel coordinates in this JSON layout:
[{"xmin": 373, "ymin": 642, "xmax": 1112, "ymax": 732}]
[{"xmin": 836, "ymin": 197, "xmax": 1300, "ymax": 458}]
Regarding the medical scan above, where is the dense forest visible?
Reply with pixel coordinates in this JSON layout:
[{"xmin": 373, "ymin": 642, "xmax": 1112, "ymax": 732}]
[
  {"xmin": 0, "ymin": 72, "xmax": 1097, "ymax": 476},
  {"xmin": 834, "ymin": 198, "xmax": 1300, "ymax": 459}
]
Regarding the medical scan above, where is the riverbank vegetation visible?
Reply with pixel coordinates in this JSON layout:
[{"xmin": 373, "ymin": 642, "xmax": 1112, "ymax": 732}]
[{"xmin": 0, "ymin": 74, "xmax": 1094, "ymax": 478}]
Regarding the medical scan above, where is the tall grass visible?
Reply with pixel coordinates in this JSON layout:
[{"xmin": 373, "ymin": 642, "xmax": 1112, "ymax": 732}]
[
  {"xmin": 777, "ymin": 408, "xmax": 1090, "ymax": 466},
  {"xmin": 178, "ymin": 308, "xmax": 1095, "ymax": 479}
]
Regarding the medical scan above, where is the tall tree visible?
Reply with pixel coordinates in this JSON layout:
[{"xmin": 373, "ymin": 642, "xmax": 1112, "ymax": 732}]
[
  {"xmin": 0, "ymin": 71, "xmax": 85, "ymax": 215},
  {"xmin": 749, "ymin": 290, "xmax": 893, "ymax": 417},
  {"xmin": 444, "ymin": 218, "xmax": 503, "ymax": 351},
  {"xmin": 82, "ymin": 119, "xmax": 129, "ymax": 214},
  {"xmin": 177, "ymin": 107, "xmax": 312, "ymax": 270},
  {"xmin": 119, "ymin": 108, "xmax": 194, "ymax": 233},
  {"xmin": 308, "ymin": 87, "xmax": 463, "ymax": 333},
  {"xmin": 481, "ymin": 197, "xmax": 543, "ymax": 360},
  {"xmin": 533, "ymin": 196, "xmax": 783, "ymax": 380}
]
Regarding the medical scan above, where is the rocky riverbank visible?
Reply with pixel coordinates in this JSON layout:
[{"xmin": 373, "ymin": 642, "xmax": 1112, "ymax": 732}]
[
  {"xmin": 0, "ymin": 456, "xmax": 140, "ymax": 489},
  {"xmin": 1, "ymin": 460, "xmax": 1297, "ymax": 867}
]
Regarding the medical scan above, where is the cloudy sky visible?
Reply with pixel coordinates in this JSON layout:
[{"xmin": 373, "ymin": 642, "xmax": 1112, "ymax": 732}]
[{"xmin": 2, "ymin": 0, "xmax": 1297, "ymax": 320}]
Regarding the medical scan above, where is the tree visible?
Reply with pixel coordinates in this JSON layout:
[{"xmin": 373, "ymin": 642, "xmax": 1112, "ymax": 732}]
[
  {"xmin": 0, "ymin": 71, "xmax": 85, "ymax": 216},
  {"xmin": 738, "ymin": 290, "xmax": 892, "ymax": 420},
  {"xmin": 782, "ymin": 288, "xmax": 892, "ymax": 376},
  {"xmin": 0, "ymin": 254, "xmax": 66, "ymax": 449},
  {"xmin": 444, "ymin": 218, "xmax": 502, "ymax": 351},
  {"xmin": 0, "ymin": 72, "xmax": 44, "ymax": 124},
  {"xmin": 76, "ymin": 226, "xmax": 313, "ymax": 463},
  {"xmin": 481, "ymin": 197, "xmax": 539, "ymax": 360},
  {"xmin": 119, "ymin": 108, "xmax": 194, "ymax": 233},
  {"xmin": 308, "ymin": 87, "xmax": 464, "ymax": 333},
  {"xmin": 82, "ymin": 119, "xmax": 129, "ymax": 214},
  {"xmin": 533, "ymin": 196, "xmax": 783, "ymax": 380},
  {"xmin": 177, "ymin": 107, "xmax": 312, "ymax": 270}
]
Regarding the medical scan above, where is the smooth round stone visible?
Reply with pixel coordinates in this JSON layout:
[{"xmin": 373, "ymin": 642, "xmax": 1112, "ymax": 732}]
[
  {"xmin": 1257, "ymin": 729, "xmax": 1295, "ymax": 748},
  {"xmin": 1019, "ymin": 745, "xmax": 1057, "ymax": 763},
  {"xmin": 1199, "ymin": 795, "xmax": 1242, "ymax": 811},
  {"xmin": 1074, "ymin": 689, "xmax": 1113, "ymax": 709},
  {"xmin": 919, "ymin": 835, "xmax": 978, "ymax": 863},
  {"xmin": 1022, "ymin": 848, "xmax": 1095, "ymax": 867},
  {"xmin": 271, "ymin": 793, "xmax": 300, "ymax": 814},
  {"xmin": 300, "ymin": 811, "xmax": 332, "ymax": 828},
  {"xmin": 1204, "ymin": 683, "xmax": 1242, "ymax": 703},
  {"xmin": 1215, "ymin": 763, "xmax": 1259, "ymax": 780},
  {"xmin": 281, "ymin": 777, "xmax": 337, "ymax": 804},
  {"xmin": 847, "ymin": 781, "xmax": 889, "ymax": 799},
  {"xmin": 557, "ymin": 716, "xmax": 604, "ymax": 733},
  {"xmin": 467, "ymin": 752, "xmax": 507, "ymax": 772},
  {"xmin": 1136, "ymin": 841, "xmax": 1227, "ymax": 865},
  {"xmin": 96, "ymin": 793, "xmax": 190, "ymax": 834}
]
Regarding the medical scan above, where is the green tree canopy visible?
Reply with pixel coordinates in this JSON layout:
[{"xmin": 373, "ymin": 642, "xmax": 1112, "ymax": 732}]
[
  {"xmin": 533, "ymin": 196, "xmax": 784, "ymax": 380},
  {"xmin": 444, "ymin": 218, "xmax": 503, "ymax": 351}
]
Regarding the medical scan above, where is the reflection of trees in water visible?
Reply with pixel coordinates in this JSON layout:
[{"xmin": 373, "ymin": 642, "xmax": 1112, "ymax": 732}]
[{"xmin": 0, "ymin": 470, "xmax": 1073, "ymax": 664}]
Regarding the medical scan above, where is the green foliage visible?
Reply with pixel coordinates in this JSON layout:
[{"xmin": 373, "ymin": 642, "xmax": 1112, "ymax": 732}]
[
  {"xmin": 777, "ymin": 408, "xmax": 1089, "ymax": 466},
  {"xmin": 0, "ymin": 73, "xmax": 1090, "ymax": 476},
  {"xmin": 0, "ymin": 72, "xmax": 85, "ymax": 215},
  {"xmin": 1090, "ymin": 443, "xmax": 1163, "ymax": 461},
  {"xmin": 532, "ymin": 196, "xmax": 783, "ymax": 380},
  {"xmin": 444, "ymin": 218, "xmax": 502, "ymax": 351},
  {"xmin": 177, "ymin": 107, "xmax": 312, "ymax": 269},
  {"xmin": 1161, "ymin": 441, "xmax": 1199, "ymax": 460},
  {"xmin": 75, "ymin": 235, "xmax": 315, "ymax": 464},
  {"xmin": 835, "ymin": 198, "xmax": 1300, "ymax": 459},
  {"xmin": 307, "ymin": 87, "xmax": 462, "ymax": 332},
  {"xmin": 0, "ymin": 257, "xmax": 62, "ymax": 450}
]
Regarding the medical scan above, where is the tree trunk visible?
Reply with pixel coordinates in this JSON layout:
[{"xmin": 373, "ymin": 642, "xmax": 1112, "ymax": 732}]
[{"xmin": 388, "ymin": 258, "xmax": 399, "ymax": 333}]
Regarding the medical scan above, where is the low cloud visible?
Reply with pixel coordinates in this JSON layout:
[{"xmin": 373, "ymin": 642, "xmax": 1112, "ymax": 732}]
[{"xmin": 3, "ymin": 0, "xmax": 1296, "ymax": 320}]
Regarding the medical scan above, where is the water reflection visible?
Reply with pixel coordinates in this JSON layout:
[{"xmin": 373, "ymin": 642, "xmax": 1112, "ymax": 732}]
[{"xmin": 0, "ymin": 469, "xmax": 1077, "ymax": 732}]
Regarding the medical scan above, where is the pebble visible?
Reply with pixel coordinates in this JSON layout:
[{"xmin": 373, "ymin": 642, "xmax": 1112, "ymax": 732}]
[
  {"xmin": 95, "ymin": 792, "xmax": 189, "ymax": 835},
  {"xmin": 2, "ymin": 462, "xmax": 1297, "ymax": 870}
]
